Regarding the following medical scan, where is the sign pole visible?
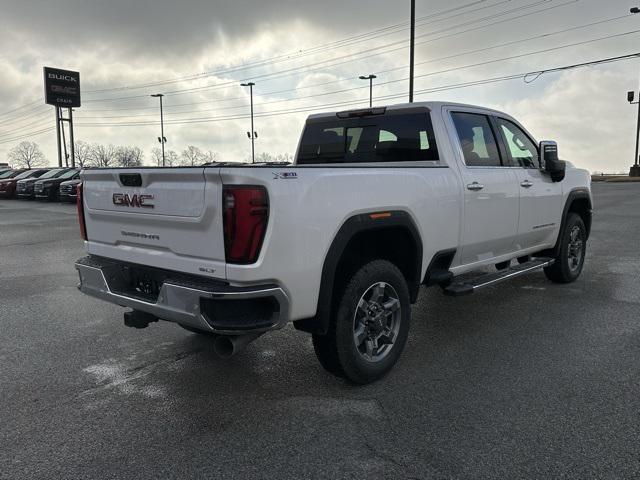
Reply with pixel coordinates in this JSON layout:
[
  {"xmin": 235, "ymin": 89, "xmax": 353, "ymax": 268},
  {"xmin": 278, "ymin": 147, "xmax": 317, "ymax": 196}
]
[
  {"xmin": 60, "ymin": 111, "xmax": 68, "ymax": 167},
  {"xmin": 55, "ymin": 107, "xmax": 63, "ymax": 168},
  {"xmin": 69, "ymin": 108, "xmax": 75, "ymax": 168}
]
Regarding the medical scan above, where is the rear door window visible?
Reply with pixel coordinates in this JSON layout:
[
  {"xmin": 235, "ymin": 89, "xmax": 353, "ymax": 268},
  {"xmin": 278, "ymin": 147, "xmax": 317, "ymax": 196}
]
[
  {"xmin": 451, "ymin": 112, "xmax": 502, "ymax": 167},
  {"xmin": 297, "ymin": 111, "xmax": 439, "ymax": 164}
]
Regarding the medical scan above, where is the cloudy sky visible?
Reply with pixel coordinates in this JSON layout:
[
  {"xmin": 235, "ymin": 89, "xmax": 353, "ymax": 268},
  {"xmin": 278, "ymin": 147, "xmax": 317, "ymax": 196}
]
[{"xmin": 0, "ymin": 0, "xmax": 639, "ymax": 172}]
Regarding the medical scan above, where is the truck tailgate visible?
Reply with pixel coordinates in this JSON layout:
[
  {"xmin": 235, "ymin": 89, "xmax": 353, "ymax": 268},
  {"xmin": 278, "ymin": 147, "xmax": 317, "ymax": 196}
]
[{"xmin": 81, "ymin": 168, "xmax": 227, "ymax": 280}]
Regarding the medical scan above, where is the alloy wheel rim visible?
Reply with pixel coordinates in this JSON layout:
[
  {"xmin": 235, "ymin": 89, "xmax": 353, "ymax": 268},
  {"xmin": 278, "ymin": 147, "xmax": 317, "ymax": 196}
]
[
  {"xmin": 567, "ymin": 225, "xmax": 584, "ymax": 273},
  {"xmin": 352, "ymin": 282, "xmax": 401, "ymax": 363}
]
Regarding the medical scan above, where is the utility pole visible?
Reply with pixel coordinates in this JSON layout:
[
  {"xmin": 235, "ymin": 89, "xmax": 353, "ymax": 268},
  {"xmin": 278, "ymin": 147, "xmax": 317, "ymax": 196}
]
[
  {"xmin": 151, "ymin": 93, "xmax": 166, "ymax": 166},
  {"xmin": 629, "ymin": 7, "xmax": 640, "ymax": 177},
  {"xmin": 409, "ymin": 0, "xmax": 415, "ymax": 103},
  {"xmin": 241, "ymin": 82, "xmax": 257, "ymax": 163},
  {"xmin": 628, "ymin": 89, "xmax": 640, "ymax": 177},
  {"xmin": 359, "ymin": 74, "xmax": 377, "ymax": 107}
]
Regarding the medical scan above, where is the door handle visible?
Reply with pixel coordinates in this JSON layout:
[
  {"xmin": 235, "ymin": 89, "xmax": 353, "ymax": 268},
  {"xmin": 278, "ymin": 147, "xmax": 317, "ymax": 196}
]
[
  {"xmin": 520, "ymin": 180, "xmax": 534, "ymax": 188},
  {"xmin": 467, "ymin": 182, "xmax": 484, "ymax": 191}
]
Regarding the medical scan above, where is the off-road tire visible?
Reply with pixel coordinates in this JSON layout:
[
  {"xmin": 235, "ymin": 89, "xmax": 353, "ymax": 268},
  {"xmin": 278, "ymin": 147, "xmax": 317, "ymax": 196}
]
[
  {"xmin": 544, "ymin": 213, "xmax": 586, "ymax": 283},
  {"xmin": 312, "ymin": 259, "xmax": 411, "ymax": 384}
]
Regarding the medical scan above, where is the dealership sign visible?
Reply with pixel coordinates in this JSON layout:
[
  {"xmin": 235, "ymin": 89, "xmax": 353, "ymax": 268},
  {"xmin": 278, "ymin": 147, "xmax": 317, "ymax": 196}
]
[{"xmin": 43, "ymin": 67, "xmax": 81, "ymax": 107}]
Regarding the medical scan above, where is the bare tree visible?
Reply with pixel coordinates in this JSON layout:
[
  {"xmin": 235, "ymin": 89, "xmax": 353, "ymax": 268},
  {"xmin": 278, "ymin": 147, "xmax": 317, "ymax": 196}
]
[
  {"xmin": 8, "ymin": 141, "xmax": 46, "ymax": 168},
  {"xmin": 151, "ymin": 147, "xmax": 163, "ymax": 166},
  {"xmin": 204, "ymin": 150, "xmax": 220, "ymax": 164},
  {"xmin": 91, "ymin": 144, "xmax": 118, "ymax": 167},
  {"xmin": 181, "ymin": 145, "xmax": 204, "ymax": 166},
  {"xmin": 247, "ymin": 152, "xmax": 293, "ymax": 164},
  {"xmin": 73, "ymin": 140, "xmax": 92, "ymax": 168},
  {"xmin": 116, "ymin": 146, "xmax": 144, "ymax": 167},
  {"xmin": 275, "ymin": 153, "xmax": 293, "ymax": 163},
  {"xmin": 166, "ymin": 150, "xmax": 179, "ymax": 167}
]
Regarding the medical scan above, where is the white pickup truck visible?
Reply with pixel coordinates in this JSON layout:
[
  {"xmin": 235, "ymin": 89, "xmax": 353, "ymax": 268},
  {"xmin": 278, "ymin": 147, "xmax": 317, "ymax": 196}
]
[{"xmin": 75, "ymin": 101, "xmax": 592, "ymax": 384}]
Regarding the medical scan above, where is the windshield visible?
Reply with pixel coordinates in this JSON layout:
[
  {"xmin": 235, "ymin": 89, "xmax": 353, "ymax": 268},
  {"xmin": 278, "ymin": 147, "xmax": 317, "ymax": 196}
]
[
  {"xmin": 39, "ymin": 169, "xmax": 67, "ymax": 179},
  {"xmin": 0, "ymin": 170, "xmax": 17, "ymax": 179},
  {"xmin": 14, "ymin": 170, "xmax": 41, "ymax": 180},
  {"xmin": 57, "ymin": 170, "xmax": 78, "ymax": 180}
]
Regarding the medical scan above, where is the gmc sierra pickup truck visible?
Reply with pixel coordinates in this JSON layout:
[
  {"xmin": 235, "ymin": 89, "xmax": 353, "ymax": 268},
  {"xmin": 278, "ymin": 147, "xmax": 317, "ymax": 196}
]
[{"xmin": 75, "ymin": 102, "xmax": 592, "ymax": 384}]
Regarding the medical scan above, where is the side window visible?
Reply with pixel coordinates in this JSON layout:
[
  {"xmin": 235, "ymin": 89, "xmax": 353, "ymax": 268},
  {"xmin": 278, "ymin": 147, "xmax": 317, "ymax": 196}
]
[
  {"xmin": 451, "ymin": 112, "xmax": 501, "ymax": 167},
  {"xmin": 497, "ymin": 118, "xmax": 539, "ymax": 168}
]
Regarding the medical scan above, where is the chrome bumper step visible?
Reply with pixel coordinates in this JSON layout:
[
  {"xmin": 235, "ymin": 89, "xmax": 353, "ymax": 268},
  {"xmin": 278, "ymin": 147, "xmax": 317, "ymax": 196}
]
[{"xmin": 443, "ymin": 257, "xmax": 554, "ymax": 297}]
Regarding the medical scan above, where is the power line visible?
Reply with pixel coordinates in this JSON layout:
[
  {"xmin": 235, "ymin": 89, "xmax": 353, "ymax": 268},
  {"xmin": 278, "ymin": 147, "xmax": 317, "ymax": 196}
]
[
  {"xmin": 74, "ymin": 16, "xmax": 638, "ymax": 120},
  {"xmin": 82, "ymin": 0, "xmax": 572, "ymax": 104},
  {"xmin": 71, "ymin": 52, "xmax": 640, "ymax": 128},
  {"xmin": 2, "ymin": 23, "xmax": 637, "ymax": 141},
  {"xmin": 71, "ymin": 29, "xmax": 640, "ymax": 124},
  {"xmin": 3, "ymin": 0, "xmax": 551, "ymax": 122},
  {"xmin": 82, "ymin": 0, "xmax": 495, "ymax": 94},
  {"xmin": 3, "ymin": 51, "xmax": 637, "ymax": 145}
]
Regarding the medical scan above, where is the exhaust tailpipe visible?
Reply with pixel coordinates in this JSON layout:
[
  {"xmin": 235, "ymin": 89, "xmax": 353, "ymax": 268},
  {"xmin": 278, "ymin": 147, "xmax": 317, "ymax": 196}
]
[{"xmin": 213, "ymin": 332, "xmax": 264, "ymax": 359}]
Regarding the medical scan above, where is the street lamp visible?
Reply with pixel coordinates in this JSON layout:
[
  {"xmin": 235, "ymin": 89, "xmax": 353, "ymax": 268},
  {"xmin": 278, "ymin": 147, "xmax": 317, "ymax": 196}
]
[
  {"xmin": 359, "ymin": 74, "xmax": 377, "ymax": 107},
  {"xmin": 150, "ymin": 93, "xmax": 166, "ymax": 167},
  {"xmin": 241, "ymin": 82, "xmax": 257, "ymax": 163}
]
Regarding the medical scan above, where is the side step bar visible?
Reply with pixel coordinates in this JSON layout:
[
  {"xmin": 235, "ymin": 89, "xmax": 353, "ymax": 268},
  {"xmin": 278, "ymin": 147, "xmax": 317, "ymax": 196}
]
[{"xmin": 443, "ymin": 257, "xmax": 554, "ymax": 297}]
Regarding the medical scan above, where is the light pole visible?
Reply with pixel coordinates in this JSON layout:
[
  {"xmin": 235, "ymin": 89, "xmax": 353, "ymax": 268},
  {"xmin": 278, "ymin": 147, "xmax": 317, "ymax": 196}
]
[
  {"xmin": 359, "ymin": 75, "xmax": 377, "ymax": 107},
  {"xmin": 629, "ymin": 7, "xmax": 640, "ymax": 177},
  {"xmin": 151, "ymin": 93, "xmax": 166, "ymax": 167},
  {"xmin": 409, "ymin": 0, "xmax": 415, "ymax": 103},
  {"xmin": 628, "ymin": 89, "xmax": 640, "ymax": 177},
  {"xmin": 241, "ymin": 82, "xmax": 257, "ymax": 163}
]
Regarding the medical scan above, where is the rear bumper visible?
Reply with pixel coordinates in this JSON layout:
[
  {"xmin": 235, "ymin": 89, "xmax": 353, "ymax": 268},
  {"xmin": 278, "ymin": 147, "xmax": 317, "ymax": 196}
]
[{"xmin": 75, "ymin": 256, "xmax": 290, "ymax": 335}]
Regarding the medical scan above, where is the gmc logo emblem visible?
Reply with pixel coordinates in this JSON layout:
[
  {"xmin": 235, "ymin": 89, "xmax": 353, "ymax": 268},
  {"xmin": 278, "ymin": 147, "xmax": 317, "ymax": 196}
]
[{"xmin": 112, "ymin": 193, "xmax": 155, "ymax": 208}]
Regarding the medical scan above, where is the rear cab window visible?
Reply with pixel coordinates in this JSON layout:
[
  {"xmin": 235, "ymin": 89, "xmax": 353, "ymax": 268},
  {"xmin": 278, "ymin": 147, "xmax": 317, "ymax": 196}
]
[{"xmin": 296, "ymin": 108, "xmax": 440, "ymax": 165}]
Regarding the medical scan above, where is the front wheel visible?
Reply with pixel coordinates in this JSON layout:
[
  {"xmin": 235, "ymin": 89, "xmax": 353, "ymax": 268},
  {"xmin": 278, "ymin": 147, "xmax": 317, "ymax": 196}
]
[
  {"xmin": 544, "ymin": 212, "xmax": 587, "ymax": 283},
  {"xmin": 312, "ymin": 259, "xmax": 411, "ymax": 384}
]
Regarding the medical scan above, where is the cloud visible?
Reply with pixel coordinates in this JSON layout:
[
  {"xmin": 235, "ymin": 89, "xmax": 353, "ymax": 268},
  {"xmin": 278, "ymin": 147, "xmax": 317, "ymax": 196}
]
[
  {"xmin": 0, "ymin": 0, "xmax": 638, "ymax": 172},
  {"xmin": 501, "ymin": 66, "xmax": 637, "ymax": 173}
]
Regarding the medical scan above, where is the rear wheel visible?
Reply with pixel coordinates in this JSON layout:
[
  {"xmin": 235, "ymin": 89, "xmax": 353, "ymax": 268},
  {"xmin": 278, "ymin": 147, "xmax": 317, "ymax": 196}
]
[
  {"xmin": 544, "ymin": 213, "xmax": 586, "ymax": 283},
  {"xmin": 312, "ymin": 259, "xmax": 411, "ymax": 384}
]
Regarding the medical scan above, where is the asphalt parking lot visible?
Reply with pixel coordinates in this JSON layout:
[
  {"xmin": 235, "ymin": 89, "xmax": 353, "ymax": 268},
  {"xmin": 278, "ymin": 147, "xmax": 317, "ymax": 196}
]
[{"xmin": 1, "ymin": 183, "xmax": 639, "ymax": 479}]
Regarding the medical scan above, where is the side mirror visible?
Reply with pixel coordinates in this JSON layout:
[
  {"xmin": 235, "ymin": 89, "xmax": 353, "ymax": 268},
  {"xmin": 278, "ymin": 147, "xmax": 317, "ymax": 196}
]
[{"xmin": 539, "ymin": 140, "xmax": 565, "ymax": 182}]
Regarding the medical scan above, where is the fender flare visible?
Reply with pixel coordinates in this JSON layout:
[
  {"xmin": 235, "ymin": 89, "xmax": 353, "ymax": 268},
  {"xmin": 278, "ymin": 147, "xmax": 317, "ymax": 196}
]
[
  {"xmin": 294, "ymin": 210, "xmax": 422, "ymax": 335},
  {"xmin": 543, "ymin": 188, "xmax": 592, "ymax": 258}
]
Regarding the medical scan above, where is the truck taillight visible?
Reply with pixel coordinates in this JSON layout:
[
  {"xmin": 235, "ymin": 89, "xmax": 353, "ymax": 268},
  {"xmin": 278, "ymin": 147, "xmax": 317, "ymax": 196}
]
[
  {"xmin": 223, "ymin": 186, "xmax": 269, "ymax": 264},
  {"xmin": 76, "ymin": 182, "xmax": 87, "ymax": 241}
]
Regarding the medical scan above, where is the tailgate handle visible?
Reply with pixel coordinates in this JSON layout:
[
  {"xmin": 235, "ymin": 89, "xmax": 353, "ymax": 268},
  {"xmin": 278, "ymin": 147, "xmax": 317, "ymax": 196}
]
[{"xmin": 120, "ymin": 173, "xmax": 142, "ymax": 187}]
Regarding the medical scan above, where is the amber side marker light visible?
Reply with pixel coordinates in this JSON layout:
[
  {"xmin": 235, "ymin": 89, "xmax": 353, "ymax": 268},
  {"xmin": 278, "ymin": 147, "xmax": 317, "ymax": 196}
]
[{"xmin": 369, "ymin": 212, "xmax": 392, "ymax": 220}]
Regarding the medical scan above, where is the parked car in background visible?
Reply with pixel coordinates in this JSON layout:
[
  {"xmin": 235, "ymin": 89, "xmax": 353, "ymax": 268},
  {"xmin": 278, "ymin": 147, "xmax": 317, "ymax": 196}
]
[
  {"xmin": 0, "ymin": 169, "xmax": 26, "ymax": 180},
  {"xmin": 58, "ymin": 178, "xmax": 82, "ymax": 203},
  {"xmin": 16, "ymin": 168, "xmax": 70, "ymax": 199},
  {"xmin": 0, "ymin": 169, "xmax": 48, "ymax": 199},
  {"xmin": 34, "ymin": 169, "xmax": 79, "ymax": 201}
]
